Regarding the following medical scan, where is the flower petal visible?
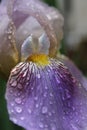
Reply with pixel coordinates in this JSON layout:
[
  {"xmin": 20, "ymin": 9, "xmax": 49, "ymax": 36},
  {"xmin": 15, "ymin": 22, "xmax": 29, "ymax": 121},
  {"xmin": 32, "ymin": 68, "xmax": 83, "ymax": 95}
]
[
  {"xmin": 58, "ymin": 55, "xmax": 87, "ymax": 91},
  {"xmin": 5, "ymin": 59, "xmax": 87, "ymax": 130},
  {"xmin": 0, "ymin": 0, "xmax": 63, "ymax": 76}
]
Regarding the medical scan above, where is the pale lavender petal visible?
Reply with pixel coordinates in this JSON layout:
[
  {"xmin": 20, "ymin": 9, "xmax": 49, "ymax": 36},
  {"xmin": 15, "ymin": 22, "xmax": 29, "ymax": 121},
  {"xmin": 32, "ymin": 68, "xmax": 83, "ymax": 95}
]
[
  {"xmin": 12, "ymin": 0, "xmax": 58, "ymax": 57},
  {"xmin": 0, "ymin": 0, "xmax": 63, "ymax": 76},
  {"xmin": 5, "ymin": 59, "xmax": 87, "ymax": 130}
]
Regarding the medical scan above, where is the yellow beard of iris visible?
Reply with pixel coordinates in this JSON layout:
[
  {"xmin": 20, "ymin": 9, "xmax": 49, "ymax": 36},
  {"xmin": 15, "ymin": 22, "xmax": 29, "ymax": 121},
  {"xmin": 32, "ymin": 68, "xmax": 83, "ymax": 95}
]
[{"xmin": 27, "ymin": 54, "xmax": 50, "ymax": 66}]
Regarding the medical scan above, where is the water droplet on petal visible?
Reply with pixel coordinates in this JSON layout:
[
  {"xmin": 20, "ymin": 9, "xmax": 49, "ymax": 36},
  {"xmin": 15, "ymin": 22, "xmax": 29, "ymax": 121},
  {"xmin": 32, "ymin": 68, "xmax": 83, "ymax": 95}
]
[
  {"xmin": 42, "ymin": 106, "xmax": 48, "ymax": 114},
  {"xmin": 11, "ymin": 102, "xmax": 14, "ymax": 106},
  {"xmin": 65, "ymin": 89, "xmax": 71, "ymax": 99},
  {"xmin": 39, "ymin": 122, "xmax": 44, "ymax": 128},
  {"xmin": 34, "ymin": 96, "xmax": 38, "ymax": 101},
  {"xmin": 15, "ymin": 98, "xmax": 22, "ymax": 104},
  {"xmin": 9, "ymin": 89, "xmax": 13, "ymax": 94},
  {"xmin": 71, "ymin": 124, "xmax": 78, "ymax": 130},
  {"xmin": 11, "ymin": 117, "xmax": 17, "ymax": 123},
  {"xmin": 72, "ymin": 107, "xmax": 75, "ymax": 111},
  {"xmin": 28, "ymin": 109, "xmax": 32, "ymax": 114},
  {"xmin": 36, "ymin": 104, "xmax": 39, "ymax": 108},
  {"xmin": 9, "ymin": 109, "xmax": 14, "ymax": 114},
  {"xmin": 20, "ymin": 116, "xmax": 25, "ymax": 120},
  {"xmin": 50, "ymin": 93, "xmax": 53, "ymax": 97},
  {"xmin": 45, "ymin": 86, "xmax": 48, "ymax": 90},
  {"xmin": 44, "ymin": 92, "xmax": 47, "ymax": 97},
  {"xmin": 37, "ymin": 73, "xmax": 40, "ymax": 78},
  {"xmin": 48, "ymin": 112, "xmax": 52, "ymax": 116},
  {"xmin": 15, "ymin": 107, "xmax": 22, "ymax": 113},
  {"xmin": 55, "ymin": 76, "xmax": 60, "ymax": 84}
]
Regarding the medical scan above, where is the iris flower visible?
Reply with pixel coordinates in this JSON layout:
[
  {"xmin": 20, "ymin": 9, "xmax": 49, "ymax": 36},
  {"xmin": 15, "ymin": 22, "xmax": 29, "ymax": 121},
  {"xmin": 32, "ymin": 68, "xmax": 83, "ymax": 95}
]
[{"xmin": 0, "ymin": 0, "xmax": 87, "ymax": 130}]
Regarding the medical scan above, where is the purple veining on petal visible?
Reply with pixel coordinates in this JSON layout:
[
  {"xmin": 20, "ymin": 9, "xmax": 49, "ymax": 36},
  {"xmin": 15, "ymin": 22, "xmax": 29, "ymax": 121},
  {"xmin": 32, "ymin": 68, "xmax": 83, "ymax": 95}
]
[
  {"xmin": 5, "ymin": 59, "xmax": 87, "ymax": 130},
  {"xmin": 58, "ymin": 55, "xmax": 87, "ymax": 91}
]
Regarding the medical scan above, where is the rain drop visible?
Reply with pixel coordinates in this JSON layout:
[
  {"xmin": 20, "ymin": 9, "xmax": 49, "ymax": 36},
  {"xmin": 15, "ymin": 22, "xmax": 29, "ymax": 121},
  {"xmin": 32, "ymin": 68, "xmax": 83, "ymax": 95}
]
[
  {"xmin": 50, "ymin": 93, "xmax": 53, "ymax": 97},
  {"xmin": 55, "ymin": 76, "xmax": 60, "ymax": 84},
  {"xmin": 48, "ymin": 112, "xmax": 52, "ymax": 116},
  {"xmin": 37, "ymin": 73, "xmax": 40, "ymax": 79},
  {"xmin": 39, "ymin": 122, "xmax": 44, "ymax": 128},
  {"xmin": 20, "ymin": 116, "xmax": 25, "ymax": 120},
  {"xmin": 45, "ymin": 86, "xmax": 48, "ymax": 90},
  {"xmin": 9, "ymin": 89, "xmax": 13, "ymax": 94},
  {"xmin": 9, "ymin": 109, "xmax": 14, "ymax": 114},
  {"xmin": 47, "ymin": 67, "xmax": 51, "ymax": 72},
  {"xmin": 15, "ymin": 98, "xmax": 22, "ymax": 104},
  {"xmin": 44, "ymin": 92, "xmax": 47, "ymax": 97},
  {"xmin": 71, "ymin": 124, "xmax": 78, "ymax": 130},
  {"xmin": 72, "ymin": 107, "xmax": 75, "ymax": 111},
  {"xmin": 42, "ymin": 106, "xmax": 48, "ymax": 114},
  {"xmin": 15, "ymin": 107, "xmax": 22, "ymax": 113},
  {"xmin": 72, "ymin": 77, "xmax": 77, "ymax": 84},
  {"xmin": 11, "ymin": 102, "xmax": 14, "ymax": 106},
  {"xmin": 36, "ymin": 104, "xmax": 39, "ymax": 108},
  {"xmin": 65, "ymin": 89, "xmax": 71, "ymax": 99},
  {"xmin": 34, "ymin": 96, "xmax": 38, "ymax": 101},
  {"xmin": 28, "ymin": 109, "xmax": 32, "ymax": 114}
]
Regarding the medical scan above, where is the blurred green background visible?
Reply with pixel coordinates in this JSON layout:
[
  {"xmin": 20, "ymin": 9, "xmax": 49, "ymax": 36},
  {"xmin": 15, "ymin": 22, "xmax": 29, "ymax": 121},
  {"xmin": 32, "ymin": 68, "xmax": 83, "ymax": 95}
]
[{"xmin": 0, "ymin": 0, "xmax": 87, "ymax": 130}]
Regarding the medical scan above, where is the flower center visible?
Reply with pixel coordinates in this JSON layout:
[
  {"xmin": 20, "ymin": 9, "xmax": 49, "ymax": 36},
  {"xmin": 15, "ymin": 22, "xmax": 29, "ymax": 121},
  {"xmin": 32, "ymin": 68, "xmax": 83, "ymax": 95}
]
[{"xmin": 26, "ymin": 54, "xmax": 50, "ymax": 66}]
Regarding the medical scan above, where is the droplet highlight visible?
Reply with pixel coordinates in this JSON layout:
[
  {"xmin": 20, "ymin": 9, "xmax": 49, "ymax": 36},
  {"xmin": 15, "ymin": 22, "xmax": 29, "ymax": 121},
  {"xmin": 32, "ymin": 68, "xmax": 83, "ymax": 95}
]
[{"xmin": 42, "ymin": 106, "xmax": 48, "ymax": 114}]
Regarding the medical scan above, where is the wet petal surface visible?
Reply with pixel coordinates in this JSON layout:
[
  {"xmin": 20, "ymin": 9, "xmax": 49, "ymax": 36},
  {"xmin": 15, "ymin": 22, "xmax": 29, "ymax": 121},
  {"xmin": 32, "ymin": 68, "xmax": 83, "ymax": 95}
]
[
  {"xmin": 0, "ymin": 0, "xmax": 63, "ymax": 76},
  {"xmin": 5, "ymin": 59, "xmax": 87, "ymax": 130},
  {"xmin": 58, "ymin": 55, "xmax": 87, "ymax": 91}
]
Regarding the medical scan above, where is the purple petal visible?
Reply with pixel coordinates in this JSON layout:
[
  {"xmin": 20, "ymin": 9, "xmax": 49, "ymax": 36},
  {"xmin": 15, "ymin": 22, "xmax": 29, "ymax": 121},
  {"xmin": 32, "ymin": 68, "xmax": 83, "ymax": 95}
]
[
  {"xmin": 58, "ymin": 55, "xmax": 87, "ymax": 91},
  {"xmin": 5, "ymin": 59, "xmax": 87, "ymax": 130}
]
